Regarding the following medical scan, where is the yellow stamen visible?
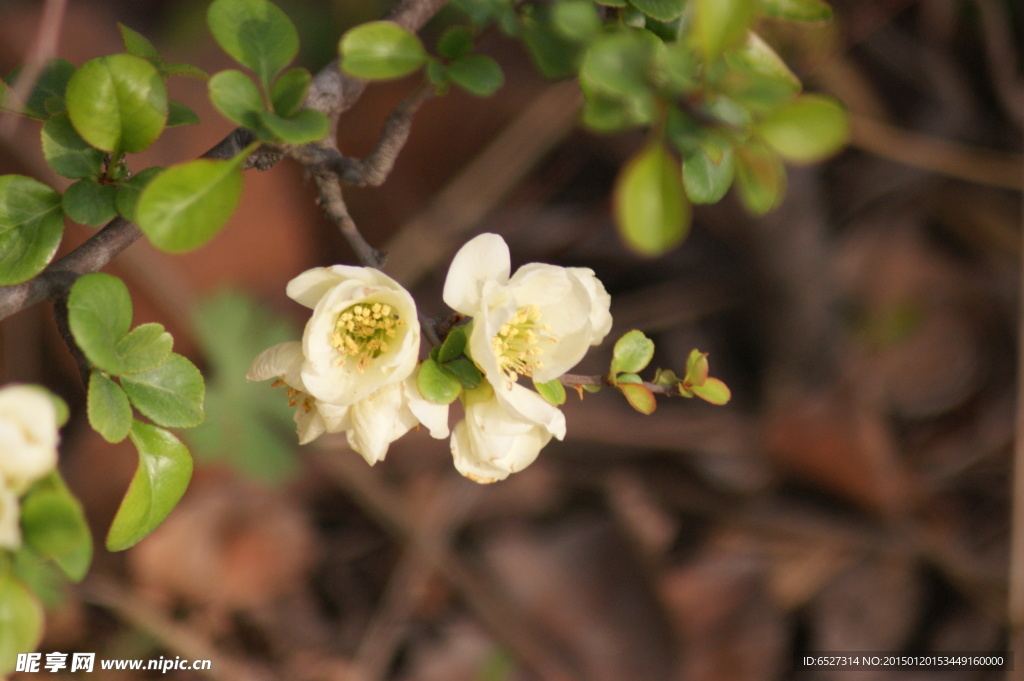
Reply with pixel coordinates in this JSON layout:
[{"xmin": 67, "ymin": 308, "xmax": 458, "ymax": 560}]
[
  {"xmin": 330, "ymin": 300, "xmax": 405, "ymax": 372},
  {"xmin": 491, "ymin": 305, "xmax": 553, "ymax": 383}
]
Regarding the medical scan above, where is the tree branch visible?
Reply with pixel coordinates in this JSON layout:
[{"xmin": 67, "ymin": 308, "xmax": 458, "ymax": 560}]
[
  {"xmin": 310, "ymin": 170, "xmax": 387, "ymax": 268},
  {"xmin": 0, "ymin": 0, "xmax": 449, "ymax": 323},
  {"xmin": 559, "ymin": 372, "xmax": 683, "ymax": 396}
]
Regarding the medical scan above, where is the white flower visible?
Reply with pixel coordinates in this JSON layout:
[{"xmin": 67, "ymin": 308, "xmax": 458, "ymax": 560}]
[
  {"xmin": 0, "ymin": 385, "xmax": 60, "ymax": 494},
  {"xmin": 288, "ymin": 266, "xmax": 420, "ymax": 406},
  {"xmin": 450, "ymin": 383, "xmax": 566, "ymax": 484},
  {"xmin": 248, "ymin": 343, "xmax": 449, "ymax": 463},
  {"xmin": 247, "ymin": 341, "xmax": 349, "ymax": 445},
  {"xmin": 0, "ymin": 486, "xmax": 21, "ymax": 549},
  {"xmin": 442, "ymin": 233, "xmax": 612, "ymax": 426}
]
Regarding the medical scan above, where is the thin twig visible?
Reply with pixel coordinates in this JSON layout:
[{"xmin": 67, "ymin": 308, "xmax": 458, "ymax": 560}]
[
  {"xmin": 973, "ymin": 0, "xmax": 1024, "ymax": 128},
  {"xmin": 311, "ymin": 171, "xmax": 386, "ymax": 268},
  {"xmin": 560, "ymin": 372, "xmax": 680, "ymax": 396},
  {"xmin": 52, "ymin": 294, "xmax": 89, "ymax": 388}
]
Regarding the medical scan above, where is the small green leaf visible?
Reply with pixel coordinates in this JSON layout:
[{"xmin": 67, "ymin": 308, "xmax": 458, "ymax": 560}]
[
  {"xmin": 629, "ymin": 0, "xmax": 684, "ymax": 21},
  {"xmin": 580, "ymin": 30, "xmax": 659, "ymax": 101},
  {"xmin": 619, "ymin": 382, "xmax": 656, "ymax": 414},
  {"xmin": 120, "ymin": 353, "xmax": 205, "ymax": 428},
  {"xmin": 106, "ymin": 421, "xmax": 193, "ymax": 551},
  {"xmin": 684, "ymin": 348, "xmax": 709, "ymax": 385},
  {"xmin": 761, "ymin": 0, "xmax": 832, "ymax": 21},
  {"xmin": 62, "ymin": 178, "xmax": 118, "ymax": 227},
  {"xmin": 208, "ymin": 69, "xmax": 264, "ymax": 129},
  {"xmin": 447, "ymin": 54, "xmax": 504, "ymax": 97},
  {"xmin": 41, "ymin": 113, "xmax": 105, "ymax": 179},
  {"xmin": 724, "ymin": 33, "xmax": 801, "ymax": 110},
  {"xmin": 612, "ymin": 329, "xmax": 655, "ymax": 374},
  {"xmin": 551, "ymin": 0, "xmax": 602, "ymax": 41},
  {"xmin": 694, "ymin": 0, "xmax": 755, "ymax": 57},
  {"xmin": 652, "ymin": 367, "xmax": 681, "ymax": 387},
  {"xmin": 438, "ymin": 26, "xmax": 476, "ymax": 59},
  {"xmin": 615, "ymin": 372, "xmax": 643, "ymax": 384},
  {"xmin": 0, "ymin": 175, "xmax": 64, "ymax": 286},
  {"xmin": 67, "ymin": 273, "xmax": 133, "ymax": 373},
  {"xmin": 114, "ymin": 166, "xmax": 162, "ymax": 222},
  {"xmin": 259, "ymin": 109, "xmax": 330, "ymax": 144},
  {"xmin": 417, "ymin": 358, "xmax": 463, "ymax": 405},
  {"xmin": 135, "ymin": 151, "xmax": 248, "ymax": 253},
  {"xmin": 735, "ymin": 140, "xmax": 786, "ymax": 214},
  {"xmin": 340, "ymin": 21, "xmax": 429, "ymax": 80},
  {"xmin": 522, "ymin": 13, "xmax": 580, "ymax": 79},
  {"xmin": 691, "ymin": 376, "xmax": 731, "ymax": 404},
  {"xmin": 535, "ymin": 378, "xmax": 566, "ymax": 406},
  {"xmin": 757, "ymin": 94, "xmax": 850, "ymax": 163},
  {"xmin": 20, "ymin": 472, "xmax": 93, "ymax": 582},
  {"xmin": 88, "ymin": 371, "xmax": 133, "ymax": 443},
  {"xmin": 443, "ymin": 357, "xmax": 483, "ymax": 389},
  {"xmin": 3, "ymin": 59, "xmax": 75, "ymax": 119},
  {"xmin": 683, "ymin": 145, "xmax": 735, "ymax": 204},
  {"xmin": 207, "ymin": 0, "xmax": 299, "ymax": 89},
  {"xmin": 167, "ymin": 100, "xmax": 200, "ymax": 127},
  {"xmin": 271, "ymin": 67, "xmax": 311, "ymax": 116},
  {"xmin": 65, "ymin": 54, "xmax": 168, "ymax": 154},
  {"xmin": 0, "ymin": 571, "xmax": 44, "ymax": 676},
  {"xmin": 118, "ymin": 23, "xmax": 162, "ymax": 62},
  {"xmin": 116, "ymin": 322, "xmax": 174, "ymax": 374},
  {"xmin": 614, "ymin": 143, "xmax": 691, "ymax": 256},
  {"xmin": 438, "ymin": 325, "xmax": 469, "ymax": 363}
]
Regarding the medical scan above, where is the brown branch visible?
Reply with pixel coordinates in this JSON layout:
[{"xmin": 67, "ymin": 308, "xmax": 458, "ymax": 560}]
[
  {"xmin": 310, "ymin": 171, "xmax": 387, "ymax": 268},
  {"xmin": 0, "ymin": 0, "xmax": 449, "ymax": 322},
  {"xmin": 559, "ymin": 372, "xmax": 681, "ymax": 396},
  {"xmin": 52, "ymin": 294, "xmax": 89, "ymax": 388}
]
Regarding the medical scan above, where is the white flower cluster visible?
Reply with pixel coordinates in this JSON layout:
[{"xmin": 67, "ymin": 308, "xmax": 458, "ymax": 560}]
[
  {"xmin": 249, "ymin": 233, "xmax": 612, "ymax": 483},
  {"xmin": 0, "ymin": 385, "xmax": 62, "ymax": 548}
]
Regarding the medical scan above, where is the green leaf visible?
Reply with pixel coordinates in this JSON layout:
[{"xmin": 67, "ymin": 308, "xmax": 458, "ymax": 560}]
[
  {"xmin": 135, "ymin": 151, "xmax": 248, "ymax": 253},
  {"xmin": 443, "ymin": 357, "xmax": 483, "ymax": 389},
  {"xmin": 438, "ymin": 325, "xmax": 469, "ymax": 363},
  {"xmin": 761, "ymin": 0, "xmax": 832, "ymax": 21},
  {"xmin": 116, "ymin": 322, "xmax": 174, "ymax": 374},
  {"xmin": 62, "ymin": 178, "xmax": 117, "ymax": 227},
  {"xmin": 614, "ymin": 143, "xmax": 691, "ymax": 256},
  {"xmin": 106, "ymin": 421, "xmax": 193, "ymax": 551},
  {"xmin": 735, "ymin": 140, "xmax": 786, "ymax": 214},
  {"xmin": 19, "ymin": 472, "xmax": 93, "ymax": 582},
  {"xmin": 0, "ymin": 571, "xmax": 44, "ymax": 676},
  {"xmin": 683, "ymin": 145, "xmax": 735, "ymax": 204},
  {"xmin": 167, "ymin": 100, "xmax": 200, "ymax": 127},
  {"xmin": 114, "ymin": 166, "xmax": 162, "ymax": 222},
  {"xmin": 694, "ymin": 0, "xmax": 756, "ymax": 57},
  {"xmin": 616, "ymin": 372, "xmax": 642, "ymax": 384},
  {"xmin": 438, "ymin": 26, "xmax": 476, "ymax": 59},
  {"xmin": 611, "ymin": 329, "xmax": 655, "ymax": 373},
  {"xmin": 207, "ymin": 0, "xmax": 299, "ymax": 89},
  {"xmin": 67, "ymin": 272, "xmax": 133, "ymax": 373},
  {"xmin": 447, "ymin": 54, "xmax": 504, "ymax": 97},
  {"xmin": 724, "ymin": 33, "xmax": 801, "ymax": 110},
  {"xmin": 684, "ymin": 348, "xmax": 709, "ymax": 384},
  {"xmin": 0, "ymin": 175, "xmax": 64, "ymax": 286},
  {"xmin": 551, "ymin": 0, "xmax": 602, "ymax": 41},
  {"xmin": 3, "ymin": 58, "xmax": 75, "ymax": 119},
  {"xmin": 208, "ymin": 69, "xmax": 264, "ymax": 129},
  {"xmin": 522, "ymin": 12, "xmax": 580, "ymax": 79},
  {"xmin": 619, "ymin": 382, "xmax": 657, "ymax": 414},
  {"xmin": 339, "ymin": 21, "xmax": 429, "ymax": 80},
  {"xmin": 534, "ymin": 378, "xmax": 566, "ymax": 406},
  {"xmin": 629, "ymin": 0, "xmax": 684, "ymax": 21},
  {"xmin": 691, "ymin": 377, "xmax": 731, "ymax": 404},
  {"xmin": 187, "ymin": 291, "xmax": 298, "ymax": 483},
  {"xmin": 757, "ymin": 94, "xmax": 849, "ymax": 163},
  {"xmin": 451, "ymin": 0, "xmax": 519, "ymax": 31},
  {"xmin": 271, "ymin": 67, "xmax": 311, "ymax": 117},
  {"xmin": 118, "ymin": 23, "xmax": 162, "ymax": 62},
  {"xmin": 580, "ymin": 30, "xmax": 660, "ymax": 101},
  {"xmin": 65, "ymin": 54, "xmax": 168, "ymax": 154},
  {"xmin": 259, "ymin": 109, "xmax": 330, "ymax": 144},
  {"xmin": 120, "ymin": 353, "xmax": 205, "ymax": 428},
  {"xmin": 88, "ymin": 371, "xmax": 133, "ymax": 443},
  {"xmin": 41, "ymin": 113, "xmax": 105, "ymax": 179},
  {"xmin": 417, "ymin": 358, "xmax": 463, "ymax": 405}
]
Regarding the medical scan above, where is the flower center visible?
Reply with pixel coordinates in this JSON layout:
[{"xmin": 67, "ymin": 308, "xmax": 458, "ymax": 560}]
[
  {"xmin": 491, "ymin": 305, "xmax": 552, "ymax": 382},
  {"xmin": 331, "ymin": 302, "xmax": 404, "ymax": 372}
]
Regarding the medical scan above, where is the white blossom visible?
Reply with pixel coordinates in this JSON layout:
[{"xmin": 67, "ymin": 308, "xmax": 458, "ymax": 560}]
[
  {"xmin": 450, "ymin": 383, "xmax": 566, "ymax": 484},
  {"xmin": 0, "ymin": 384, "xmax": 60, "ymax": 494},
  {"xmin": 0, "ymin": 486, "xmax": 21, "ymax": 550},
  {"xmin": 288, "ymin": 266, "xmax": 420, "ymax": 406},
  {"xmin": 442, "ymin": 233, "xmax": 612, "ymax": 427}
]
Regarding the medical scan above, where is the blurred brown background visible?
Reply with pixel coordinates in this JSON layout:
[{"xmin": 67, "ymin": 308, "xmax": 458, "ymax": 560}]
[{"xmin": 1, "ymin": 0, "xmax": 1022, "ymax": 679}]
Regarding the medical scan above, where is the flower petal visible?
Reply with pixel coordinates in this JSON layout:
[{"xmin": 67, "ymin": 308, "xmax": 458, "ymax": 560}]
[
  {"xmin": 569, "ymin": 267, "xmax": 613, "ymax": 345},
  {"xmin": 347, "ymin": 383, "xmax": 418, "ymax": 464},
  {"xmin": 246, "ymin": 341, "xmax": 305, "ymax": 388},
  {"xmin": 496, "ymin": 383, "xmax": 567, "ymax": 439},
  {"xmin": 0, "ymin": 385, "xmax": 60, "ymax": 493},
  {"xmin": 404, "ymin": 375, "xmax": 450, "ymax": 439},
  {"xmin": 0, "ymin": 487, "xmax": 22, "ymax": 550},
  {"xmin": 443, "ymin": 233, "xmax": 511, "ymax": 315}
]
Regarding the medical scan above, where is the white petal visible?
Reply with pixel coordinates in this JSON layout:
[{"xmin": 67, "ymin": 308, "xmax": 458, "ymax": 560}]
[
  {"xmin": 443, "ymin": 233, "xmax": 511, "ymax": 315},
  {"xmin": 286, "ymin": 265, "xmax": 379, "ymax": 308},
  {"xmin": 569, "ymin": 267, "xmax": 613, "ymax": 345},
  {"xmin": 246, "ymin": 341, "xmax": 305, "ymax": 388},
  {"xmin": 295, "ymin": 399, "xmax": 327, "ymax": 445},
  {"xmin": 450, "ymin": 420, "xmax": 508, "ymax": 484},
  {"xmin": 346, "ymin": 384, "xmax": 417, "ymax": 465},
  {"xmin": 0, "ymin": 385, "xmax": 59, "ymax": 493},
  {"xmin": 404, "ymin": 376, "xmax": 450, "ymax": 439},
  {"xmin": 495, "ymin": 383, "xmax": 566, "ymax": 439}
]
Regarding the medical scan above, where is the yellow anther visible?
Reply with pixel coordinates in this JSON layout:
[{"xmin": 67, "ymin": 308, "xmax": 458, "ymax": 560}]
[{"xmin": 331, "ymin": 300, "xmax": 405, "ymax": 370}]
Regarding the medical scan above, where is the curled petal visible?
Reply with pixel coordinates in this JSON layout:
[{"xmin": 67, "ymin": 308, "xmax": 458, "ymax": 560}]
[
  {"xmin": 569, "ymin": 267, "xmax": 613, "ymax": 345},
  {"xmin": 443, "ymin": 233, "xmax": 511, "ymax": 315},
  {"xmin": 246, "ymin": 341, "xmax": 305, "ymax": 388}
]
